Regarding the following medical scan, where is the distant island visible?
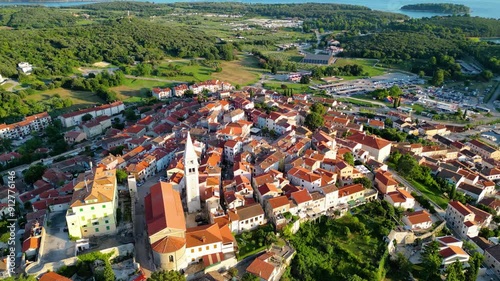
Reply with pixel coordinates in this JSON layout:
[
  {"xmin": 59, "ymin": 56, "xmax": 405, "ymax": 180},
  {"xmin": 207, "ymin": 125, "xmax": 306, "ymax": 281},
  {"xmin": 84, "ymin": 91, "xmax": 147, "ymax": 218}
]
[{"xmin": 400, "ymin": 3, "xmax": 471, "ymax": 14}]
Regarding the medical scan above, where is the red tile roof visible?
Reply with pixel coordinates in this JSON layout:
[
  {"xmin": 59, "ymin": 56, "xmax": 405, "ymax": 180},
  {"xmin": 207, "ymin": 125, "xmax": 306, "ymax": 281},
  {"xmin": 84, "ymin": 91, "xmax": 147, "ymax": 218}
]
[
  {"xmin": 39, "ymin": 272, "xmax": 72, "ymax": 281},
  {"xmin": 151, "ymin": 236, "xmax": 186, "ymax": 253},
  {"xmin": 246, "ymin": 252, "xmax": 276, "ymax": 281},
  {"xmin": 348, "ymin": 133, "xmax": 391, "ymax": 149},
  {"xmin": 291, "ymin": 189, "xmax": 312, "ymax": 204},
  {"xmin": 449, "ymin": 201, "xmax": 473, "ymax": 217},
  {"xmin": 145, "ymin": 182, "xmax": 186, "ymax": 236},
  {"xmin": 404, "ymin": 210, "xmax": 432, "ymax": 225}
]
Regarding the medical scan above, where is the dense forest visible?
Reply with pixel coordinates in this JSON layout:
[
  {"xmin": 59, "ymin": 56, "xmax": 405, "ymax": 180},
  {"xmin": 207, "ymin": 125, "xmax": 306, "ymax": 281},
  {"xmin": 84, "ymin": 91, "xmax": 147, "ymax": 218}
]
[
  {"xmin": 340, "ymin": 16, "xmax": 500, "ymax": 75},
  {"xmin": 400, "ymin": 3, "xmax": 470, "ymax": 14},
  {"xmin": 0, "ymin": 17, "xmax": 233, "ymax": 77},
  {"xmin": 0, "ymin": 7, "xmax": 77, "ymax": 28}
]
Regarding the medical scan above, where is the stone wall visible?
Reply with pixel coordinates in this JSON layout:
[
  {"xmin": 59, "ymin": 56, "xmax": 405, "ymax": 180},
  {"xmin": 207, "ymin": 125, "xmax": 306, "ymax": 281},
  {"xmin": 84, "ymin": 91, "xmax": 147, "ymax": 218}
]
[{"xmin": 26, "ymin": 243, "xmax": 135, "ymax": 277}]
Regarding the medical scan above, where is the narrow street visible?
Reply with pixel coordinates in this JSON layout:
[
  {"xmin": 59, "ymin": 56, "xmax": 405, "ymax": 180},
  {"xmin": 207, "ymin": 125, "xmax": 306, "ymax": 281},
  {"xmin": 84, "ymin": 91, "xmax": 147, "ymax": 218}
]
[{"xmin": 131, "ymin": 173, "xmax": 163, "ymax": 276}]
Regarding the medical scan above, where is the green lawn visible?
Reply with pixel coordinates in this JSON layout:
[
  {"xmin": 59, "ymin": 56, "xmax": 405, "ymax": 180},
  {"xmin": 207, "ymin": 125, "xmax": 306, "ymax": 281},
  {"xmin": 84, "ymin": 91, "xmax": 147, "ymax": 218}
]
[
  {"xmin": 334, "ymin": 58, "xmax": 386, "ymax": 78},
  {"xmin": 411, "ymin": 103, "xmax": 425, "ymax": 113},
  {"xmin": 409, "ymin": 179, "xmax": 449, "ymax": 209},
  {"xmin": 212, "ymin": 55, "xmax": 264, "ymax": 86},
  {"xmin": 111, "ymin": 78, "xmax": 171, "ymax": 103},
  {"xmin": 337, "ymin": 97, "xmax": 381, "ymax": 108},
  {"xmin": 263, "ymin": 81, "xmax": 312, "ymax": 93}
]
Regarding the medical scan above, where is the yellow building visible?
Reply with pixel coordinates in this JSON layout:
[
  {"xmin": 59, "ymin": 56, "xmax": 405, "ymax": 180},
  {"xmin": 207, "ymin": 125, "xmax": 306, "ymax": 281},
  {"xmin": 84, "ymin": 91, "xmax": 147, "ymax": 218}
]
[{"xmin": 66, "ymin": 168, "xmax": 118, "ymax": 239}]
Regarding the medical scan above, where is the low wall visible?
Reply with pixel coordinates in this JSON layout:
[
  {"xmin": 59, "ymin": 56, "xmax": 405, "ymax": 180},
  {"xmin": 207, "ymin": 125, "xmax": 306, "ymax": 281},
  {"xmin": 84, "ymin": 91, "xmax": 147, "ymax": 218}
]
[
  {"xmin": 26, "ymin": 243, "xmax": 134, "ymax": 277},
  {"xmin": 203, "ymin": 257, "xmax": 237, "ymax": 274}
]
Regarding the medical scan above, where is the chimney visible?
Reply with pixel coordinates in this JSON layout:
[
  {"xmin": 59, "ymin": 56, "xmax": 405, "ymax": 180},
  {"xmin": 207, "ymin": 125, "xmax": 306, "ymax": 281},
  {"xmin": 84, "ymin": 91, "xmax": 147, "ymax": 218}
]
[{"xmin": 200, "ymin": 236, "xmax": 206, "ymax": 243}]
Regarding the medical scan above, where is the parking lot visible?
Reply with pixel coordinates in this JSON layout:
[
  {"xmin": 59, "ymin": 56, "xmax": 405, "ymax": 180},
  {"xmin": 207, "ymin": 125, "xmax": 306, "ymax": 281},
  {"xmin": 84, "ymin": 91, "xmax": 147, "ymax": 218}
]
[{"xmin": 42, "ymin": 211, "xmax": 75, "ymax": 263}]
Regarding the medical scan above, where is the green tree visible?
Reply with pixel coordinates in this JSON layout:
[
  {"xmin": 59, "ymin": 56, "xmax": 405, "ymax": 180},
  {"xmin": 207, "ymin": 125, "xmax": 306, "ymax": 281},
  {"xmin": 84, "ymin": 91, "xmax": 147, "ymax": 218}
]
[
  {"xmin": 136, "ymin": 63, "xmax": 153, "ymax": 76},
  {"xmin": 431, "ymin": 69, "xmax": 445, "ymax": 86},
  {"xmin": 446, "ymin": 260, "xmax": 465, "ymax": 281},
  {"xmin": 300, "ymin": 75, "xmax": 311, "ymax": 84},
  {"xmin": 148, "ymin": 270, "xmax": 186, "ymax": 281},
  {"xmin": 116, "ymin": 169, "xmax": 128, "ymax": 184},
  {"xmin": 389, "ymin": 85, "xmax": 403, "ymax": 97},
  {"xmin": 418, "ymin": 70, "xmax": 425, "ymax": 78},
  {"xmin": 305, "ymin": 112, "xmax": 324, "ymax": 131},
  {"xmin": 421, "ymin": 241, "xmax": 443, "ymax": 280},
  {"xmin": 310, "ymin": 103, "xmax": 326, "ymax": 115},
  {"xmin": 353, "ymin": 177, "xmax": 372, "ymax": 189},
  {"xmin": 82, "ymin": 113, "xmax": 93, "ymax": 122},
  {"xmin": 465, "ymin": 252, "xmax": 484, "ymax": 281},
  {"xmin": 23, "ymin": 164, "xmax": 47, "ymax": 185},
  {"xmin": 481, "ymin": 70, "xmax": 494, "ymax": 81},
  {"xmin": 343, "ymin": 152, "xmax": 355, "ymax": 166},
  {"xmin": 241, "ymin": 273, "xmax": 259, "ymax": 281},
  {"xmin": 124, "ymin": 108, "xmax": 138, "ymax": 121},
  {"xmin": 228, "ymin": 267, "xmax": 238, "ymax": 277}
]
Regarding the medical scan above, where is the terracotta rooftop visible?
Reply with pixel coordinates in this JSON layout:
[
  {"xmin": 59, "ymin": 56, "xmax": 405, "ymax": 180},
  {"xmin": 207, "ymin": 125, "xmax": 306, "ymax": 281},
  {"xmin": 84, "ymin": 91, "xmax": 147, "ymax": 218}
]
[
  {"xmin": 404, "ymin": 210, "xmax": 432, "ymax": 225},
  {"xmin": 145, "ymin": 182, "xmax": 186, "ymax": 236}
]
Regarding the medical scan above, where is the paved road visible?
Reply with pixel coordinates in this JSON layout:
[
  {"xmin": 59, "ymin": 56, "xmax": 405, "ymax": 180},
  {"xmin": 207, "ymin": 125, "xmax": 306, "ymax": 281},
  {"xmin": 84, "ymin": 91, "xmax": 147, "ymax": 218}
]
[
  {"xmin": 388, "ymin": 168, "xmax": 446, "ymax": 220},
  {"xmin": 11, "ymin": 146, "xmax": 85, "ymax": 174},
  {"xmin": 132, "ymin": 173, "xmax": 163, "ymax": 276}
]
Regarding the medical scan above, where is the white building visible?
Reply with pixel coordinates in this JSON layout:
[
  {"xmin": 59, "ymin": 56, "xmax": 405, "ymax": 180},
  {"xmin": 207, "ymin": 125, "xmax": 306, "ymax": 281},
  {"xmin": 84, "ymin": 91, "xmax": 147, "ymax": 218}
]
[
  {"xmin": 445, "ymin": 201, "xmax": 479, "ymax": 238},
  {"xmin": 65, "ymin": 168, "xmax": 118, "ymax": 239},
  {"xmin": 17, "ymin": 62, "xmax": 33, "ymax": 74}
]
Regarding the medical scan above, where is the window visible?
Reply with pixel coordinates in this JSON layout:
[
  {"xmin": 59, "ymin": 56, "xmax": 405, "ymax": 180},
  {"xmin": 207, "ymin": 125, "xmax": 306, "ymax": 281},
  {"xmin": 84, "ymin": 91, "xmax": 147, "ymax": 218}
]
[
  {"xmin": 102, "ymin": 205, "xmax": 106, "ymax": 208},
  {"xmin": 198, "ymin": 247, "xmax": 202, "ymax": 252},
  {"xmin": 95, "ymin": 228, "xmax": 99, "ymax": 232},
  {"xmin": 105, "ymin": 220, "xmax": 109, "ymax": 224},
  {"xmin": 169, "ymin": 255, "xmax": 174, "ymax": 262},
  {"xmin": 191, "ymin": 249, "xmax": 194, "ymax": 253},
  {"xmin": 92, "ymin": 222, "xmax": 99, "ymax": 226},
  {"xmin": 214, "ymin": 245, "xmax": 217, "ymax": 249},
  {"xmin": 84, "ymin": 230, "xmax": 87, "ymax": 232},
  {"xmin": 106, "ymin": 226, "xmax": 110, "ymax": 231},
  {"xmin": 91, "ymin": 206, "xmax": 95, "ymax": 210},
  {"xmin": 79, "ymin": 208, "xmax": 83, "ymax": 212},
  {"xmin": 81, "ymin": 216, "xmax": 85, "ymax": 221},
  {"xmin": 206, "ymin": 246, "xmax": 209, "ymax": 250},
  {"xmin": 71, "ymin": 223, "xmax": 75, "ymax": 226}
]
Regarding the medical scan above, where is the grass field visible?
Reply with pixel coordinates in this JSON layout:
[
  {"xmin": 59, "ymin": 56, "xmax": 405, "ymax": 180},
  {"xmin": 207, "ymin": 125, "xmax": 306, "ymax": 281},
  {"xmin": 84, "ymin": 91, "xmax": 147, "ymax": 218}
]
[
  {"xmin": 263, "ymin": 81, "xmax": 312, "ymax": 93},
  {"xmin": 212, "ymin": 55, "xmax": 264, "ymax": 86},
  {"xmin": 111, "ymin": 78, "xmax": 172, "ymax": 103},
  {"xmin": 409, "ymin": 179, "xmax": 449, "ymax": 209},
  {"xmin": 25, "ymin": 88, "xmax": 103, "ymax": 105},
  {"xmin": 334, "ymin": 58, "xmax": 386, "ymax": 78},
  {"xmin": 411, "ymin": 103, "xmax": 426, "ymax": 113},
  {"xmin": 337, "ymin": 97, "xmax": 381, "ymax": 108}
]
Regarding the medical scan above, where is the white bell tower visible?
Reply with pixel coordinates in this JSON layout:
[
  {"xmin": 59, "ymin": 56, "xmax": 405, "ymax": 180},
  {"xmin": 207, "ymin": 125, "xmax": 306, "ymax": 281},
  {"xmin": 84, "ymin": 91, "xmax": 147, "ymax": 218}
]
[{"xmin": 184, "ymin": 132, "xmax": 201, "ymax": 213}]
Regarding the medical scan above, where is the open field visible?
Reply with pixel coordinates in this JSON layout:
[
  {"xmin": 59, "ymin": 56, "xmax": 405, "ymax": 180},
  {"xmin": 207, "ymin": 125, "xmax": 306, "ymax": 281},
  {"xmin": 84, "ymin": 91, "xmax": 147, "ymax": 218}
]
[
  {"xmin": 111, "ymin": 78, "xmax": 172, "ymax": 103},
  {"xmin": 263, "ymin": 81, "xmax": 312, "ymax": 93},
  {"xmin": 334, "ymin": 58, "xmax": 387, "ymax": 78},
  {"xmin": 25, "ymin": 88, "xmax": 103, "ymax": 105},
  {"xmin": 212, "ymin": 55, "xmax": 264, "ymax": 86}
]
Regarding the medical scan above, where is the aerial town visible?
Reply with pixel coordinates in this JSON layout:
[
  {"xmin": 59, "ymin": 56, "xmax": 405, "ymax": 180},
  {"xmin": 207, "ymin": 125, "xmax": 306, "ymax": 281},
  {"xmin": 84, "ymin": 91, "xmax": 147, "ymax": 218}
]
[
  {"xmin": 0, "ymin": 1, "xmax": 499, "ymax": 281},
  {"xmin": 1, "ymin": 72, "xmax": 500, "ymax": 281}
]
